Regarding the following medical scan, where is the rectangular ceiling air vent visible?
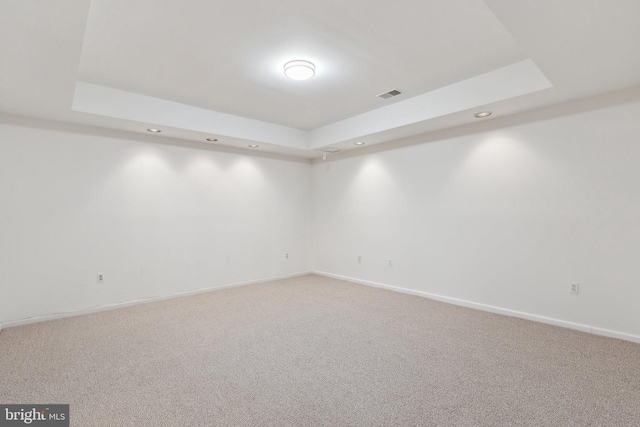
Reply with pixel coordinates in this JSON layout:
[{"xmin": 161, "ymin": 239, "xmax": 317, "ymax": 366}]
[
  {"xmin": 377, "ymin": 89, "xmax": 402, "ymax": 99},
  {"xmin": 318, "ymin": 147, "xmax": 343, "ymax": 154}
]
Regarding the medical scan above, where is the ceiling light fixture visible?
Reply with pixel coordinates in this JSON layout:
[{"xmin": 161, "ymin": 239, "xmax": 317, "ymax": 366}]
[
  {"xmin": 283, "ymin": 60, "xmax": 315, "ymax": 80},
  {"xmin": 206, "ymin": 138, "xmax": 218, "ymax": 142},
  {"xmin": 147, "ymin": 128, "xmax": 161, "ymax": 133},
  {"xmin": 248, "ymin": 144, "xmax": 259, "ymax": 148},
  {"xmin": 354, "ymin": 142, "xmax": 365, "ymax": 146},
  {"xmin": 474, "ymin": 111, "xmax": 492, "ymax": 118}
]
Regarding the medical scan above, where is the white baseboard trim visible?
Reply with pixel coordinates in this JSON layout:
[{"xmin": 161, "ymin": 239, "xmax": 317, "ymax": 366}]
[
  {"xmin": 313, "ymin": 271, "xmax": 640, "ymax": 345},
  {"xmin": 590, "ymin": 327, "xmax": 640, "ymax": 344},
  {"xmin": 0, "ymin": 271, "xmax": 312, "ymax": 330}
]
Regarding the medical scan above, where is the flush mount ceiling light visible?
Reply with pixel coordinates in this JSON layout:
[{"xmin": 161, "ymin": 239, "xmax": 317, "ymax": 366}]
[
  {"xmin": 283, "ymin": 60, "xmax": 315, "ymax": 80},
  {"xmin": 354, "ymin": 142, "xmax": 365, "ymax": 146},
  {"xmin": 147, "ymin": 128, "xmax": 161, "ymax": 133},
  {"xmin": 474, "ymin": 111, "xmax": 492, "ymax": 118},
  {"xmin": 206, "ymin": 138, "xmax": 218, "ymax": 142},
  {"xmin": 248, "ymin": 144, "xmax": 259, "ymax": 148}
]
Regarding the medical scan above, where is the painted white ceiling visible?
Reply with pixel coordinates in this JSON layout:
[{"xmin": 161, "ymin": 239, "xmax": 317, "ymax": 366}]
[
  {"xmin": 1, "ymin": 0, "xmax": 639, "ymax": 159},
  {"xmin": 77, "ymin": 0, "xmax": 526, "ymax": 130}
]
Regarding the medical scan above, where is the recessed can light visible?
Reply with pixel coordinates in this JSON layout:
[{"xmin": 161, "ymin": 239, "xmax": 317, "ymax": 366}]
[
  {"xmin": 474, "ymin": 111, "xmax": 492, "ymax": 118},
  {"xmin": 354, "ymin": 142, "xmax": 365, "ymax": 146},
  {"xmin": 206, "ymin": 138, "xmax": 218, "ymax": 142},
  {"xmin": 284, "ymin": 60, "xmax": 315, "ymax": 80},
  {"xmin": 248, "ymin": 144, "xmax": 259, "ymax": 148},
  {"xmin": 147, "ymin": 128, "xmax": 161, "ymax": 133}
]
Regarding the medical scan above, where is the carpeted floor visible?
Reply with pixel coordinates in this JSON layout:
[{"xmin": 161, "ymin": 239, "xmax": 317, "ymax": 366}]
[{"xmin": 1, "ymin": 274, "xmax": 639, "ymax": 426}]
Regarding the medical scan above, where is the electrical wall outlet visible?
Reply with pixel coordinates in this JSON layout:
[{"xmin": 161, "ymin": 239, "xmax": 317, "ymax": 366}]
[
  {"xmin": 357, "ymin": 255, "xmax": 362, "ymax": 263},
  {"xmin": 388, "ymin": 259, "xmax": 393, "ymax": 267},
  {"xmin": 570, "ymin": 282, "xmax": 580, "ymax": 294},
  {"xmin": 285, "ymin": 253, "xmax": 289, "ymax": 259},
  {"xmin": 97, "ymin": 273, "xmax": 105, "ymax": 284}
]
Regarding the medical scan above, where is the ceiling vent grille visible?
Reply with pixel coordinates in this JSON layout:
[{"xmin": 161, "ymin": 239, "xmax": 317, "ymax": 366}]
[
  {"xmin": 318, "ymin": 147, "xmax": 343, "ymax": 154},
  {"xmin": 377, "ymin": 89, "xmax": 402, "ymax": 99}
]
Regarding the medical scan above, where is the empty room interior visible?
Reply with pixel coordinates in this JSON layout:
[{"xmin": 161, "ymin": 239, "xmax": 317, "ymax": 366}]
[{"xmin": 1, "ymin": 0, "xmax": 640, "ymax": 425}]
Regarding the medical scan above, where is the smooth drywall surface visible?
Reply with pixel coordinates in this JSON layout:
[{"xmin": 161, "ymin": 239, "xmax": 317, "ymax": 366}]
[
  {"xmin": 0, "ymin": 122, "xmax": 311, "ymax": 324},
  {"xmin": 311, "ymin": 100, "xmax": 640, "ymax": 338}
]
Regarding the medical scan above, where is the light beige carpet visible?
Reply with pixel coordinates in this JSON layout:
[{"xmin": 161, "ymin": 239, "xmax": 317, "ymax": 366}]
[{"xmin": 1, "ymin": 274, "xmax": 639, "ymax": 426}]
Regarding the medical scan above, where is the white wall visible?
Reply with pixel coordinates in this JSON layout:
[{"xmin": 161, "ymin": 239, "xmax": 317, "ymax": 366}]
[
  {"xmin": 311, "ymin": 100, "xmax": 640, "ymax": 340},
  {"xmin": 0, "ymin": 120, "xmax": 311, "ymax": 325},
  {"xmin": 3, "ymin": 98, "xmax": 640, "ymax": 342}
]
